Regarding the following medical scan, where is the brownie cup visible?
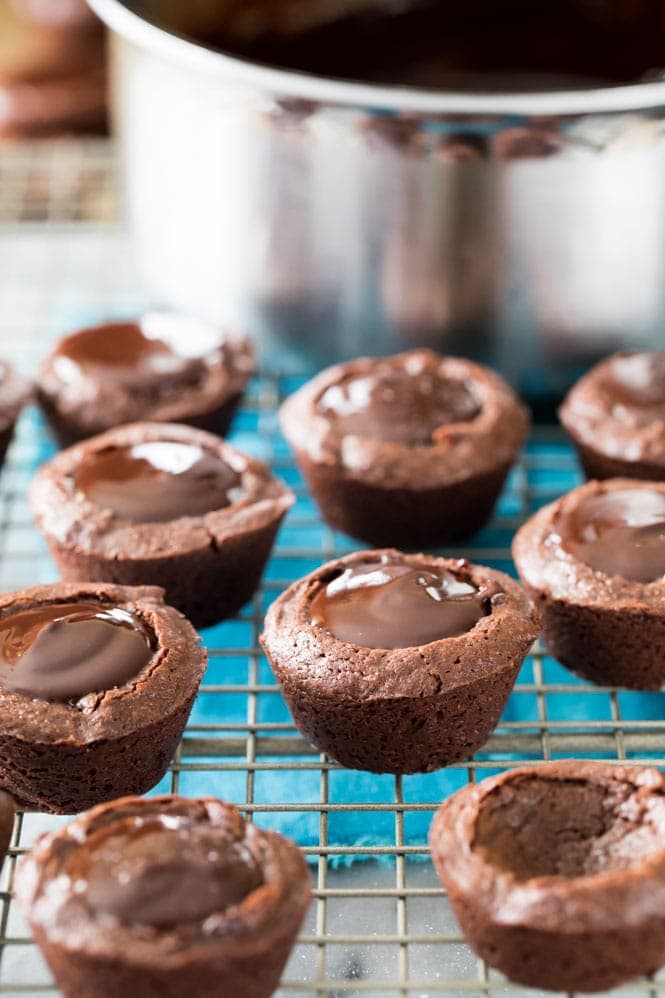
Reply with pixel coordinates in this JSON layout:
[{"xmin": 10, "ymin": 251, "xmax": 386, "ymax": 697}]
[
  {"xmin": 30, "ymin": 422, "xmax": 294, "ymax": 629},
  {"xmin": 280, "ymin": 349, "xmax": 529, "ymax": 548},
  {"xmin": 38, "ymin": 313, "xmax": 255, "ymax": 446},
  {"xmin": 513, "ymin": 478, "xmax": 665, "ymax": 689},
  {"xmin": 0, "ymin": 359, "xmax": 32, "ymax": 469},
  {"xmin": 14, "ymin": 795, "xmax": 312, "ymax": 998},
  {"xmin": 0, "ymin": 582, "xmax": 205, "ymax": 813},
  {"xmin": 430, "ymin": 760, "xmax": 665, "ymax": 992},
  {"xmin": 560, "ymin": 351, "xmax": 665, "ymax": 481},
  {"xmin": 261, "ymin": 549, "xmax": 537, "ymax": 773}
]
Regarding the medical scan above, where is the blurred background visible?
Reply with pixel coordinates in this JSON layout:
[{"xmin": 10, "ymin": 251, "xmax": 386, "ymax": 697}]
[
  {"xmin": 2, "ymin": 0, "xmax": 665, "ymax": 406},
  {"xmin": 0, "ymin": 0, "xmax": 106, "ymax": 140}
]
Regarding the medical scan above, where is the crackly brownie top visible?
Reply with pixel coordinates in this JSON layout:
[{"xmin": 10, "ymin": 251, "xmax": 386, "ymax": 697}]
[
  {"xmin": 431, "ymin": 760, "xmax": 665, "ymax": 933},
  {"xmin": 560, "ymin": 352, "xmax": 665, "ymax": 466},
  {"xmin": 513, "ymin": 478, "xmax": 665, "ymax": 609},
  {"xmin": 0, "ymin": 582, "xmax": 205, "ymax": 743},
  {"xmin": 15, "ymin": 796, "xmax": 311, "ymax": 962},
  {"xmin": 39, "ymin": 314, "xmax": 254, "ymax": 433},
  {"xmin": 29, "ymin": 422, "xmax": 294, "ymax": 560},
  {"xmin": 262, "ymin": 549, "xmax": 536, "ymax": 701},
  {"xmin": 280, "ymin": 349, "xmax": 529, "ymax": 488}
]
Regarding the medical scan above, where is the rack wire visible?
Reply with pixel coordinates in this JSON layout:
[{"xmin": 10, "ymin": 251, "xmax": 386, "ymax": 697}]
[{"xmin": 0, "ymin": 139, "xmax": 664, "ymax": 997}]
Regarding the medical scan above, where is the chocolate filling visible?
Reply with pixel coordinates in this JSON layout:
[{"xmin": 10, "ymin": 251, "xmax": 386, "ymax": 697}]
[
  {"xmin": 311, "ymin": 558, "xmax": 495, "ymax": 648},
  {"xmin": 560, "ymin": 488, "xmax": 665, "ymax": 583},
  {"xmin": 473, "ymin": 775, "xmax": 665, "ymax": 881},
  {"xmin": 166, "ymin": 0, "xmax": 665, "ymax": 92},
  {"xmin": 73, "ymin": 441, "xmax": 244, "ymax": 523},
  {"xmin": 603, "ymin": 353, "xmax": 665, "ymax": 419},
  {"xmin": 51, "ymin": 320, "xmax": 209, "ymax": 390},
  {"xmin": 0, "ymin": 602, "xmax": 154, "ymax": 702},
  {"xmin": 71, "ymin": 815, "xmax": 264, "ymax": 928},
  {"xmin": 317, "ymin": 369, "xmax": 479, "ymax": 446}
]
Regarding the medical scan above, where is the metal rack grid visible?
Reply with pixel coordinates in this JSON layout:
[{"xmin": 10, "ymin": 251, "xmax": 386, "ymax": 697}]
[{"xmin": 0, "ymin": 139, "xmax": 665, "ymax": 997}]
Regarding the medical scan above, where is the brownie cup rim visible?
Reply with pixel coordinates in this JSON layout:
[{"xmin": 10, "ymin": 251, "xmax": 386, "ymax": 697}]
[
  {"xmin": 280, "ymin": 350, "xmax": 530, "ymax": 489},
  {"xmin": 261, "ymin": 549, "xmax": 537, "ymax": 702},
  {"xmin": 29, "ymin": 421, "xmax": 295, "ymax": 560},
  {"xmin": 37, "ymin": 317, "xmax": 256, "ymax": 434},
  {"xmin": 512, "ymin": 478, "xmax": 665, "ymax": 611},
  {"xmin": 559, "ymin": 351, "xmax": 665, "ymax": 468},
  {"xmin": 0, "ymin": 582, "xmax": 206, "ymax": 743},
  {"xmin": 430, "ymin": 760, "xmax": 665, "ymax": 935},
  {"xmin": 14, "ymin": 794, "xmax": 312, "ymax": 966}
]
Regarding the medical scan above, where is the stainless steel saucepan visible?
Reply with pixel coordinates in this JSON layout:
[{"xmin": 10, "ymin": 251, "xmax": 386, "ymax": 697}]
[{"xmin": 87, "ymin": 0, "xmax": 665, "ymax": 397}]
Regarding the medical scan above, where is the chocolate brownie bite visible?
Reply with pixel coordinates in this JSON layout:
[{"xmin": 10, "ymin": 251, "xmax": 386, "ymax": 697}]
[
  {"xmin": 0, "ymin": 359, "xmax": 32, "ymax": 469},
  {"xmin": 38, "ymin": 313, "xmax": 255, "ymax": 446},
  {"xmin": 30, "ymin": 422, "xmax": 294, "ymax": 629},
  {"xmin": 14, "ymin": 795, "xmax": 311, "ymax": 998},
  {"xmin": 560, "ymin": 351, "xmax": 665, "ymax": 481},
  {"xmin": 513, "ymin": 478, "xmax": 665, "ymax": 689},
  {"xmin": 261, "ymin": 549, "xmax": 536, "ymax": 773},
  {"xmin": 430, "ymin": 760, "xmax": 665, "ymax": 993},
  {"xmin": 280, "ymin": 350, "xmax": 529, "ymax": 548},
  {"xmin": 0, "ymin": 582, "xmax": 205, "ymax": 813}
]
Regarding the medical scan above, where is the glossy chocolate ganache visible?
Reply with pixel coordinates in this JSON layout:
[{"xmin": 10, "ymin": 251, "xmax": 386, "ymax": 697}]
[
  {"xmin": 317, "ymin": 366, "xmax": 479, "ymax": 446},
  {"xmin": 160, "ymin": 0, "xmax": 665, "ymax": 91},
  {"xmin": 560, "ymin": 488, "xmax": 665, "ymax": 583},
  {"xmin": 74, "ymin": 440, "xmax": 244, "ymax": 523},
  {"xmin": 51, "ymin": 317, "xmax": 225, "ymax": 390},
  {"xmin": 73, "ymin": 813, "xmax": 264, "ymax": 927},
  {"xmin": 311, "ymin": 557, "xmax": 499, "ymax": 648},
  {"xmin": 0, "ymin": 602, "xmax": 154, "ymax": 701}
]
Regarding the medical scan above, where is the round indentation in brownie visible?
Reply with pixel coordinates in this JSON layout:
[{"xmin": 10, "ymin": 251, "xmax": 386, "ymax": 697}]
[
  {"xmin": 73, "ymin": 441, "xmax": 243, "ymax": 523},
  {"xmin": 430, "ymin": 760, "xmax": 665, "ymax": 992},
  {"xmin": 261, "ymin": 549, "xmax": 536, "ymax": 774},
  {"xmin": 280, "ymin": 350, "xmax": 529, "ymax": 547},
  {"xmin": 30, "ymin": 422, "xmax": 294, "ymax": 629},
  {"xmin": 38, "ymin": 314, "xmax": 255, "ymax": 445},
  {"xmin": 558, "ymin": 486, "xmax": 665, "ymax": 583},
  {"xmin": 560, "ymin": 351, "xmax": 665, "ymax": 480},
  {"xmin": 473, "ymin": 772, "xmax": 665, "ymax": 880},
  {"xmin": 14, "ymin": 795, "xmax": 312, "ymax": 998},
  {"xmin": 52, "ymin": 320, "xmax": 204, "ymax": 386},
  {"xmin": 513, "ymin": 478, "xmax": 665, "ymax": 689},
  {"xmin": 72, "ymin": 812, "xmax": 264, "ymax": 927},
  {"xmin": 0, "ymin": 582, "xmax": 206, "ymax": 813},
  {"xmin": 310, "ymin": 555, "xmax": 495, "ymax": 648},
  {"xmin": 0, "ymin": 601, "xmax": 154, "ymax": 701}
]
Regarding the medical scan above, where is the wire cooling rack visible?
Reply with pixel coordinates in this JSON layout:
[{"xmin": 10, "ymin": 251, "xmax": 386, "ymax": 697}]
[{"xmin": 1, "ymin": 139, "xmax": 665, "ymax": 998}]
